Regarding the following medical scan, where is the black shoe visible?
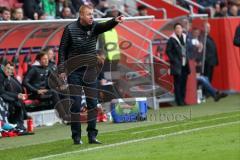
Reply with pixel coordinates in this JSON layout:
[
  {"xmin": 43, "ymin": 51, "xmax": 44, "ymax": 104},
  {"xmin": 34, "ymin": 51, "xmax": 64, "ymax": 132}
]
[
  {"xmin": 89, "ymin": 139, "xmax": 102, "ymax": 144},
  {"xmin": 73, "ymin": 137, "xmax": 83, "ymax": 145},
  {"xmin": 214, "ymin": 91, "xmax": 228, "ymax": 102}
]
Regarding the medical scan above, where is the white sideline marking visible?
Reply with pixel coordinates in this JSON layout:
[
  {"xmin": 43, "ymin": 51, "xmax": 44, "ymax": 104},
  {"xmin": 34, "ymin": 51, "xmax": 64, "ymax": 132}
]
[
  {"xmin": 132, "ymin": 114, "xmax": 240, "ymax": 134},
  {"xmin": 31, "ymin": 120, "xmax": 240, "ymax": 160}
]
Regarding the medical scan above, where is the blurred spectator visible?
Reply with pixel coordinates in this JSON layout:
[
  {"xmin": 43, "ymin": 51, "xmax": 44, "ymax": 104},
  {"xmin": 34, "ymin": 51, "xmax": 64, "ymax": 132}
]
[
  {"xmin": 214, "ymin": 2, "xmax": 221, "ymax": 16},
  {"xmin": 61, "ymin": 6, "xmax": 75, "ymax": 18},
  {"xmin": 0, "ymin": 7, "xmax": 11, "ymax": 21},
  {"xmin": 71, "ymin": 0, "xmax": 98, "ymax": 12},
  {"xmin": 182, "ymin": 18, "xmax": 192, "ymax": 33},
  {"xmin": 233, "ymin": 24, "xmax": 240, "ymax": 47},
  {"xmin": 56, "ymin": 0, "xmax": 76, "ymax": 19},
  {"xmin": 197, "ymin": 0, "xmax": 219, "ymax": 7},
  {"xmin": 214, "ymin": 2, "xmax": 228, "ymax": 17},
  {"xmin": 104, "ymin": 5, "xmax": 121, "ymax": 18},
  {"xmin": 91, "ymin": 0, "xmax": 100, "ymax": 7},
  {"xmin": 187, "ymin": 28, "xmax": 203, "ymax": 60},
  {"xmin": 23, "ymin": 51, "xmax": 59, "ymax": 110},
  {"xmin": 228, "ymin": 4, "xmax": 239, "ymax": 16},
  {"xmin": 22, "ymin": 0, "xmax": 42, "ymax": 20},
  {"xmin": 41, "ymin": 0, "xmax": 56, "ymax": 19},
  {"xmin": 228, "ymin": 0, "xmax": 240, "ymax": 6},
  {"xmin": 37, "ymin": 11, "xmax": 47, "ymax": 20},
  {"xmin": 71, "ymin": 0, "xmax": 84, "ymax": 12},
  {"xmin": 204, "ymin": 22, "xmax": 218, "ymax": 83},
  {"xmin": 11, "ymin": 7, "xmax": 25, "ymax": 20},
  {"xmin": 136, "ymin": 5, "xmax": 148, "ymax": 16},
  {"xmin": 0, "ymin": 61, "xmax": 29, "ymax": 131},
  {"xmin": 95, "ymin": 0, "xmax": 109, "ymax": 13},
  {"xmin": 42, "ymin": 47, "xmax": 57, "ymax": 70},
  {"xmin": 177, "ymin": 0, "xmax": 190, "ymax": 10}
]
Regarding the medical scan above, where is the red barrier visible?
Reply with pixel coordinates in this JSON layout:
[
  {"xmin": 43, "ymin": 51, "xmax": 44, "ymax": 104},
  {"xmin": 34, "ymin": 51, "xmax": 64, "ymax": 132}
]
[{"xmin": 208, "ymin": 18, "xmax": 240, "ymax": 92}]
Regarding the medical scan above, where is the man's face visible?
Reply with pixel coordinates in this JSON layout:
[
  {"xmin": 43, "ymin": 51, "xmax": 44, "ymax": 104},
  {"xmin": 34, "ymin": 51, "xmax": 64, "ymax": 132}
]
[
  {"xmin": 139, "ymin": 9, "xmax": 148, "ymax": 16},
  {"xmin": 63, "ymin": 7, "xmax": 71, "ymax": 18},
  {"xmin": 230, "ymin": 5, "xmax": 238, "ymax": 16},
  {"xmin": 40, "ymin": 54, "xmax": 49, "ymax": 67},
  {"xmin": 80, "ymin": 8, "xmax": 94, "ymax": 25},
  {"xmin": 14, "ymin": 8, "xmax": 24, "ymax": 20},
  {"xmin": 222, "ymin": 6, "xmax": 228, "ymax": 15},
  {"xmin": 2, "ymin": 10, "xmax": 11, "ymax": 21},
  {"xmin": 175, "ymin": 25, "xmax": 183, "ymax": 36},
  {"xmin": 3, "ymin": 64, "xmax": 14, "ymax": 77},
  {"xmin": 47, "ymin": 49, "xmax": 55, "ymax": 61}
]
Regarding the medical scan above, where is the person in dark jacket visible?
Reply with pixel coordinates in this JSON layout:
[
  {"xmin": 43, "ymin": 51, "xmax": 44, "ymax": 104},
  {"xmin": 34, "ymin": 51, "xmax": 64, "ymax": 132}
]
[
  {"xmin": 0, "ymin": 62, "xmax": 28, "ymax": 131},
  {"xmin": 56, "ymin": 0, "xmax": 76, "ymax": 19},
  {"xmin": 22, "ymin": 0, "xmax": 42, "ymax": 20},
  {"xmin": 23, "ymin": 51, "xmax": 58, "ymax": 110},
  {"xmin": 166, "ymin": 23, "xmax": 190, "ymax": 106},
  {"xmin": 204, "ymin": 23, "xmax": 219, "ymax": 83},
  {"xmin": 233, "ymin": 24, "xmax": 240, "ymax": 47},
  {"xmin": 58, "ymin": 4, "xmax": 124, "ymax": 145}
]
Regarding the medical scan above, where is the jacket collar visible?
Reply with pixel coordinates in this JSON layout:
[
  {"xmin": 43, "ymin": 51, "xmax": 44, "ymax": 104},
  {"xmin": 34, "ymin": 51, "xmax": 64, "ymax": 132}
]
[{"xmin": 170, "ymin": 32, "xmax": 187, "ymax": 46}]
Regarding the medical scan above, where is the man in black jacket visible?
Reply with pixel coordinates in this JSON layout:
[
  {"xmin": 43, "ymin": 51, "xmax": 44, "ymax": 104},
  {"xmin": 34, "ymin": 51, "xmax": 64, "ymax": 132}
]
[
  {"xmin": 204, "ymin": 23, "xmax": 219, "ymax": 83},
  {"xmin": 0, "ymin": 62, "xmax": 28, "ymax": 131},
  {"xmin": 58, "ymin": 4, "xmax": 124, "ymax": 145},
  {"xmin": 166, "ymin": 23, "xmax": 190, "ymax": 106},
  {"xmin": 23, "ymin": 51, "xmax": 58, "ymax": 110}
]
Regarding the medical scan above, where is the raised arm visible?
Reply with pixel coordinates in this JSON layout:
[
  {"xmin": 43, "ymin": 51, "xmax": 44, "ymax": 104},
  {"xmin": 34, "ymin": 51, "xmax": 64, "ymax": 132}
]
[{"xmin": 94, "ymin": 16, "xmax": 124, "ymax": 35}]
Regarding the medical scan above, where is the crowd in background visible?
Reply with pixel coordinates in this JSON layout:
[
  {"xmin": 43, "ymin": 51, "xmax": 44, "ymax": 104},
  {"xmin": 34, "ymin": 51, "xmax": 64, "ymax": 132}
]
[
  {"xmin": 177, "ymin": 0, "xmax": 240, "ymax": 17},
  {"xmin": 0, "ymin": 0, "xmax": 112, "ymax": 20},
  {"xmin": 1, "ymin": 0, "xmax": 239, "ymax": 21}
]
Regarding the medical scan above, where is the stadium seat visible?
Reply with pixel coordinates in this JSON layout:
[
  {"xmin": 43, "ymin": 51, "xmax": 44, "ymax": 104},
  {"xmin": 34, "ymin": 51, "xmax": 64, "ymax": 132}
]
[{"xmin": 22, "ymin": 54, "xmax": 32, "ymax": 75}]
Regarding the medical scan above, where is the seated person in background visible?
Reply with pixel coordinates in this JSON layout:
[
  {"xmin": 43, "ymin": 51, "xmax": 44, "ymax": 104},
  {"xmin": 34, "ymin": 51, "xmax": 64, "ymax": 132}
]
[
  {"xmin": 23, "ymin": 51, "xmax": 59, "ymax": 110},
  {"xmin": 61, "ymin": 7, "xmax": 76, "ymax": 19},
  {"xmin": 196, "ymin": 71, "xmax": 228, "ymax": 102},
  {"xmin": 0, "ymin": 62, "xmax": 29, "ymax": 131},
  {"xmin": 0, "ymin": 7, "xmax": 11, "ymax": 21},
  {"xmin": 228, "ymin": 4, "xmax": 239, "ymax": 16},
  {"xmin": 214, "ymin": 2, "xmax": 228, "ymax": 17},
  {"xmin": 11, "ymin": 7, "xmax": 26, "ymax": 20},
  {"xmin": 42, "ymin": 47, "xmax": 57, "ymax": 70},
  {"xmin": 32, "ymin": 47, "xmax": 56, "ymax": 69}
]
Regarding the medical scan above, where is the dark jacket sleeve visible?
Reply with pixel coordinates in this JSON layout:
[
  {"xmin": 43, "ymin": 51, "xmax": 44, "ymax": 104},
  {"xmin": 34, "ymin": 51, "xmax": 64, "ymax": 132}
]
[
  {"xmin": 0, "ymin": 74, "xmax": 18, "ymax": 102},
  {"xmin": 94, "ymin": 18, "xmax": 119, "ymax": 35},
  {"xmin": 166, "ymin": 38, "xmax": 175, "ymax": 62},
  {"xmin": 233, "ymin": 26, "xmax": 240, "ymax": 47},
  {"xmin": 58, "ymin": 26, "xmax": 71, "ymax": 73},
  {"xmin": 23, "ymin": 67, "xmax": 39, "ymax": 94}
]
